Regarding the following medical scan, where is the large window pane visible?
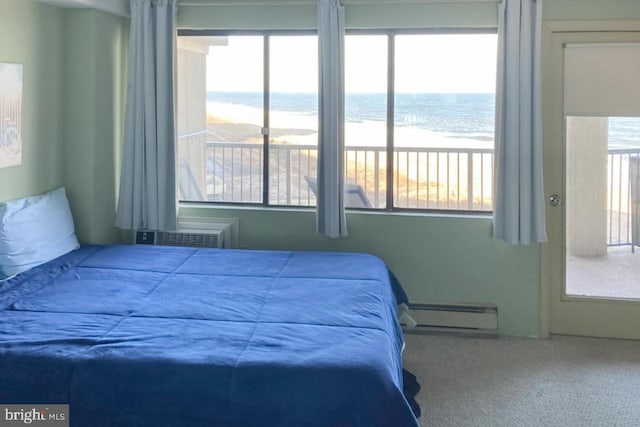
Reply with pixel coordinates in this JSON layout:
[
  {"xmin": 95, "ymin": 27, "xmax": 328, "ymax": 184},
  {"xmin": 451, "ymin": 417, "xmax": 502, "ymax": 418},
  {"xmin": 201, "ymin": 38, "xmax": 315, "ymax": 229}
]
[
  {"xmin": 394, "ymin": 34, "xmax": 496, "ymax": 210},
  {"xmin": 345, "ymin": 35, "xmax": 387, "ymax": 209},
  {"xmin": 177, "ymin": 35, "xmax": 264, "ymax": 203},
  {"xmin": 565, "ymin": 116, "xmax": 640, "ymax": 299},
  {"xmin": 269, "ymin": 35, "xmax": 318, "ymax": 206}
]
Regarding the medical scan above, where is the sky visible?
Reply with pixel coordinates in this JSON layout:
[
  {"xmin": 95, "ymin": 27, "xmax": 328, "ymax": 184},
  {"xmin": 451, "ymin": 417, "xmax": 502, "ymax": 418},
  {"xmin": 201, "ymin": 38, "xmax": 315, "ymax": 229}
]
[{"xmin": 203, "ymin": 33, "xmax": 497, "ymax": 94}]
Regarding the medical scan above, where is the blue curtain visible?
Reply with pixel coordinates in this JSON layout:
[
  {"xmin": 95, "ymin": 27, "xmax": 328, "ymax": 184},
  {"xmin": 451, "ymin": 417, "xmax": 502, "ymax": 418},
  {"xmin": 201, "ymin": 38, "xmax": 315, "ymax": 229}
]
[
  {"xmin": 116, "ymin": 0, "xmax": 178, "ymax": 232},
  {"xmin": 316, "ymin": 0, "xmax": 348, "ymax": 238},
  {"xmin": 493, "ymin": 0, "xmax": 547, "ymax": 245}
]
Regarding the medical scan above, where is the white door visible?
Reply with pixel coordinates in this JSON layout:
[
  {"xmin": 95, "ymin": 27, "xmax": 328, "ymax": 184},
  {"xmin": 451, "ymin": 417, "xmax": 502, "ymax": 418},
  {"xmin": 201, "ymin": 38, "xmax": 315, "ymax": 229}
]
[{"xmin": 544, "ymin": 29, "xmax": 640, "ymax": 339}]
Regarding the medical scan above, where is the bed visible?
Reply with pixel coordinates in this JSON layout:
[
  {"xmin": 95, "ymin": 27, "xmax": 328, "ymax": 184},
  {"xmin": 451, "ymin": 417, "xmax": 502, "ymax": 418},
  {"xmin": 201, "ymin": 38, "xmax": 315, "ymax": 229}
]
[{"xmin": 0, "ymin": 244, "xmax": 419, "ymax": 427}]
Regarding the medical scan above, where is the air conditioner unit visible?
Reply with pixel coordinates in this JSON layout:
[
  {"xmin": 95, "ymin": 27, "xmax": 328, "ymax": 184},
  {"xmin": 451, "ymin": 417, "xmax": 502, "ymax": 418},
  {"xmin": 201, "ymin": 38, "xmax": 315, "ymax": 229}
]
[
  {"xmin": 175, "ymin": 216, "xmax": 239, "ymax": 249},
  {"xmin": 134, "ymin": 226, "xmax": 227, "ymax": 249}
]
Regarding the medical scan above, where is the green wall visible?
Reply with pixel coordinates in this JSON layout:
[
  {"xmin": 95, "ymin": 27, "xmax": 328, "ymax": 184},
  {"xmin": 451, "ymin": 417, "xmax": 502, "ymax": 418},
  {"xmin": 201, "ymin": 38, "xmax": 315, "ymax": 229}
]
[
  {"xmin": 178, "ymin": 1, "xmax": 498, "ymax": 29},
  {"xmin": 177, "ymin": 0, "xmax": 640, "ymax": 30},
  {"xmin": 0, "ymin": 1, "xmax": 126, "ymax": 246},
  {"xmin": 0, "ymin": 0, "xmax": 65, "ymax": 202},
  {"xmin": 63, "ymin": 9, "xmax": 128, "ymax": 244}
]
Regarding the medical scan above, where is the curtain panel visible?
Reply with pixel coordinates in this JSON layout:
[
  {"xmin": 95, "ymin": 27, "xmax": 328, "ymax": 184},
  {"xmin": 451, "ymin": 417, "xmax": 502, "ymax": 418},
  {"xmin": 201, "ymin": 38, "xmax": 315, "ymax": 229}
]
[
  {"xmin": 493, "ymin": 0, "xmax": 547, "ymax": 245},
  {"xmin": 116, "ymin": 0, "xmax": 178, "ymax": 232},
  {"xmin": 316, "ymin": 0, "xmax": 348, "ymax": 238}
]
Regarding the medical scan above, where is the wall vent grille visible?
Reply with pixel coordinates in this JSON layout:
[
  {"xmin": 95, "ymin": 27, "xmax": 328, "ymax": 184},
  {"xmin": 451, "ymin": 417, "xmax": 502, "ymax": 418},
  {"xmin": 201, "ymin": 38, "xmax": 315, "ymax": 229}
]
[
  {"xmin": 155, "ymin": 230, "xmax": 222, "ymax": 248},
  {"xmin": 134, "ymin": 227, "xmax": 228, "ymax": 249}
]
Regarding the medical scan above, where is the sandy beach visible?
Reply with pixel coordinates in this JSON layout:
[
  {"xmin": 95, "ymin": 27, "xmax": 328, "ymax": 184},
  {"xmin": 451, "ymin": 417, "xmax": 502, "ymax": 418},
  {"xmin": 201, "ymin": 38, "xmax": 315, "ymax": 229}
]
[{"xmin": 206, "ymin": 101, "xmax": 494, "ymax": 150}]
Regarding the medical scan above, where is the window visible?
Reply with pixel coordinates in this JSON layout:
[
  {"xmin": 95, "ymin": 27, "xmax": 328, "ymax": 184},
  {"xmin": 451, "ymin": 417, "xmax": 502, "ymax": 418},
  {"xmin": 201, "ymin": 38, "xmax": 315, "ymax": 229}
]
[
  {"xmin": 177, "ymin": 30, "xmax": 497, "ymax": 212},
  {"xmin": 345, "ymin": 35, "xmax": 388, "ymax": 208},
  {"xmin": 204, "ymin": 36, "xmax": 263, "ymax": 203},
  {"xmin": 269, "ymin": 35, "xmax": 318, "ymax": 206},
  {"xmin": 392, "ymin": 34, "xmax": 496, "ymax": 210}
]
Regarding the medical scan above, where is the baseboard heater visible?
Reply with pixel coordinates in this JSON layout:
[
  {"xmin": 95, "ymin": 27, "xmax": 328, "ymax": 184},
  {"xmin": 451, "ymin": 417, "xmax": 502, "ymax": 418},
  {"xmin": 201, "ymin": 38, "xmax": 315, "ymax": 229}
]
[{"xmin": 401, "ymin": 303, "xmax": 498, "ymax": 336}]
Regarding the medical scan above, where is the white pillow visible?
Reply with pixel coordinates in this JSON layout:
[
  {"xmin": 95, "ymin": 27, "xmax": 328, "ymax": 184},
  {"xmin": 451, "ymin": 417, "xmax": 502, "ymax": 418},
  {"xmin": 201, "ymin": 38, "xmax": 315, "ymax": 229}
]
[{"xmin": 0, "ymin": 187, "xmax": 79, "ymax": 279}]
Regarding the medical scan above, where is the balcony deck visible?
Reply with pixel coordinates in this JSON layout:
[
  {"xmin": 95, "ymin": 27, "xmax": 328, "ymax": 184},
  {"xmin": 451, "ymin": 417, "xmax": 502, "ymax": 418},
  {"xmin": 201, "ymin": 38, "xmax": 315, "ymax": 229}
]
[{"xmin": 567, "ymin": 246, "xmax": 640, "ymax": 300}]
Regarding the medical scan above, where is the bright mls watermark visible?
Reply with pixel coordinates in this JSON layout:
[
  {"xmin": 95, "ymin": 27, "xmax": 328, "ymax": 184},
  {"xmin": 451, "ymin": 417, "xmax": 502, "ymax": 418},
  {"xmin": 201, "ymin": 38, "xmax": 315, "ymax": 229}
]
[{"xmin": 0, "ymin": 405, "xmax": 68, "ymax": 426}]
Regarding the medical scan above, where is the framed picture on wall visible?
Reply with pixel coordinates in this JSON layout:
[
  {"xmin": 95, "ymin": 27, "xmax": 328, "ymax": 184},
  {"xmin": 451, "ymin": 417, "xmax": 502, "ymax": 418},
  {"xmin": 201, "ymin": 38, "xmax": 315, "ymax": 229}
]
[{"xmin": 0, "ymin": 63, "xmax": 23, "ymax": 168}]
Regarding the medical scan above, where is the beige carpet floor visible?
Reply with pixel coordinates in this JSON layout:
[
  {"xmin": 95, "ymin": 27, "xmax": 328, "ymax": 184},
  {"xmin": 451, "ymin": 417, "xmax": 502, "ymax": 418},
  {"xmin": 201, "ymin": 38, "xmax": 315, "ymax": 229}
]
[{"xmin": 403, "ymin": 333, "xmax": 640, "ymax": 427}]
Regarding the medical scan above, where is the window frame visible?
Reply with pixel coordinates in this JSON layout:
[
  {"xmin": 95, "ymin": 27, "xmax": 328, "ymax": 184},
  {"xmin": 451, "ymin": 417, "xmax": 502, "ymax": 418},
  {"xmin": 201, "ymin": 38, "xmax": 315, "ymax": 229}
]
[{"xmin": 177, "ymin": 27, "xmax": 497, "ymax": 215}]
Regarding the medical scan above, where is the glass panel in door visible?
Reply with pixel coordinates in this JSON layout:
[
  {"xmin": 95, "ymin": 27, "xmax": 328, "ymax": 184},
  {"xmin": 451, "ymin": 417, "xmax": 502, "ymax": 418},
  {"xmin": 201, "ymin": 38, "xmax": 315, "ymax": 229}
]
[{"xmin": 565, "ymin": 116, "xmax": 640, "ymax": 300}]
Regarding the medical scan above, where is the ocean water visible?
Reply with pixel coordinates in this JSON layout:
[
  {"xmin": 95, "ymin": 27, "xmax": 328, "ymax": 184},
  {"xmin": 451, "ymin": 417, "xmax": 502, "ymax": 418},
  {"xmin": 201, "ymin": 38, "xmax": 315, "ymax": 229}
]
[
  {"xmin": 608, "ymin": 117, "xmax": 640, "ymax": 148},
  {"xmin": 207, "ymin": 91, "xmax": 640, "ymax": 148}
]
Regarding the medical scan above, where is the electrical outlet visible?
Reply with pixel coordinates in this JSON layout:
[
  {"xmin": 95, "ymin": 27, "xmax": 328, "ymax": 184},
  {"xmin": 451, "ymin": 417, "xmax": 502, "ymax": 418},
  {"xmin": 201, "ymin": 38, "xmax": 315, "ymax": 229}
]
[{"xmin": 135, "ymin": 231, "xmax": 156, "ymax": 245}]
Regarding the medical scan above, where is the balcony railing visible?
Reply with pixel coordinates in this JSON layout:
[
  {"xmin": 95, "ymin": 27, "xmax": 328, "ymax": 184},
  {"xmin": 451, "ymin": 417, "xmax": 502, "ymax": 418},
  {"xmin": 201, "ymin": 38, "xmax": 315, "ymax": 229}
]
[
  {"xmin": 202, "ymin": 141, "xmax": 494, "ymax": 211},
  {"xmin": 607, "ymin": 148, "xmax": 640, "ymax": 246},
  {"xmin": 178, "ymin": 132, "xmax": 640, "ymax": 247}
]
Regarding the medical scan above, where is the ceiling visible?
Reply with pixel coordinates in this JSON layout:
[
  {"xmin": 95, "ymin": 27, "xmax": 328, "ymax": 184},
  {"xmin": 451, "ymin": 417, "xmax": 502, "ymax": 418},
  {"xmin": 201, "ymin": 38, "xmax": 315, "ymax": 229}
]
[{"xmin": 37, "ymin": 0, "xmax": 129, "ymax": 16}]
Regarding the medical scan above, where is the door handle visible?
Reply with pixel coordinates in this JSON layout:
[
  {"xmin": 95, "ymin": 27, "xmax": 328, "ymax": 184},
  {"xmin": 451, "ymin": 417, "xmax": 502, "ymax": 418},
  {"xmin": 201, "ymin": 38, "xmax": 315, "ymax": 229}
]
[{"xmin": 549, "ymin": 194, "xmax": 562, "ymax": 207}]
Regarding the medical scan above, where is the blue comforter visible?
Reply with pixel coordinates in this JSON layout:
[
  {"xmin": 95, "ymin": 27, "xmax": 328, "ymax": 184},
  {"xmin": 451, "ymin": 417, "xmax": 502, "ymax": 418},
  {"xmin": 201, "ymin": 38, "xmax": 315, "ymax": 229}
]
[{"xmin": 0, "ymin": 245, "xmax": 418, "ymax": 427}]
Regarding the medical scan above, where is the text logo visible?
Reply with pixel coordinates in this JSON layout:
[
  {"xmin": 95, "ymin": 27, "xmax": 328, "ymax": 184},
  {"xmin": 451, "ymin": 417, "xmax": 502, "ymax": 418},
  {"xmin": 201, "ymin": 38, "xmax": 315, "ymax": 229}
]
[{"xmin": 0, "ymin": 405, "xmax": 68, "ymax": 427}]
